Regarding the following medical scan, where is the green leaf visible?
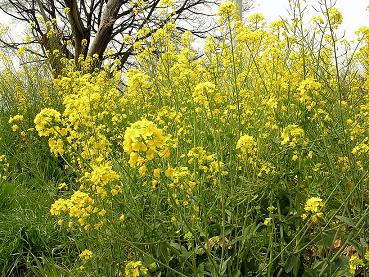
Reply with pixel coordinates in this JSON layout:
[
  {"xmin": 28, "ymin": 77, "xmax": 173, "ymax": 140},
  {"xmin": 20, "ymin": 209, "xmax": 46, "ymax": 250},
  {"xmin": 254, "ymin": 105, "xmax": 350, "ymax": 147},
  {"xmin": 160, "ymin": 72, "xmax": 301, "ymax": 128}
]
[
  {"xmin": 285, "ymin": 254, "xmax": 300, "ymax": 273},
  {"xmin": 169, "ymin": 242, "xmax": 187, "ymax": 253},
  {"xmin": 360, "ymin": 237, "xmax": 368, "ymax": 248},
  {"xmin": 219, "ymin": 256, "xmax": 232, "ymax": 275},
  {"xmin": 231, "ymin": 270, "xmax": 241, "ymax": 277},
  {"xmin": 316, "ymin": 229, "xmax": 336, "ymax": 248},
  {"xmin": 335, "ymin": 215, "xmax": 355, "ymax": 227},
  {"xmin": 302, "ymin": 268, "xmax": 319, "ymax": 277}
]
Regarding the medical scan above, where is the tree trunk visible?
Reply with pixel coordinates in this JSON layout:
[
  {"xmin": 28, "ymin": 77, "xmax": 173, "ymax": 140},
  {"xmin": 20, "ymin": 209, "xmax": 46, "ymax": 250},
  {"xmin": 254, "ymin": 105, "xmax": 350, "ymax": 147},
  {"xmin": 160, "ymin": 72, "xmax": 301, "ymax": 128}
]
[{"xmin": 88, "ymin": 0, "xmax": 123, "ymax": 58}]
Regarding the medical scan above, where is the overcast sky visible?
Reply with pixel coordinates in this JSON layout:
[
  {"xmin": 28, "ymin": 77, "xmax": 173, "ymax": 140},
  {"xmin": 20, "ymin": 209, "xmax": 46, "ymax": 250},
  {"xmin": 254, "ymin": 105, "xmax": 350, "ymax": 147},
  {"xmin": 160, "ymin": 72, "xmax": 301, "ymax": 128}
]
[
  {"xmin": 254, "ymin": 0, "xmax": 369, "ymax": 38},
  {"xmin": 0, "ymin": 0, "xmax": 368, "ymax": 40}
]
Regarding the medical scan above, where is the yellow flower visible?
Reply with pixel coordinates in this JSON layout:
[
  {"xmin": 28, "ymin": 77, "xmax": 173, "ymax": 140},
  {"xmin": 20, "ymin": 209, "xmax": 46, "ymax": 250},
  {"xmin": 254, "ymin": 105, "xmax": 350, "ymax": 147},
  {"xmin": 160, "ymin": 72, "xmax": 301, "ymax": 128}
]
[
  {"xmin": 79, "ymin": 249, "xmax": 93, "ymax": 260},
  {"xmin": 9, "ymin": 114, "xmax": 24, "ymax": 124},
  {"xmin": 217, "ymin": 1, "xmax": 239, "ymax": 22},
  {"xmin": 58, "ymin": 182, "xmax": 68, "ymax": 190},
  {"xmin": 153, "ymin": 168, "xmax": 161, "ymax": 179},
  {"xmin": 34, "ymin": 108, "xmax": 61, "ymax": 137},
  {"xmin": 151, "ymin": 179, "xmax": 158, "ymax": 188},
  {"xmin": 159, "ymin": 0, "xmax": 174, "ymax": 7},
  {"xmin": 248, "ymin": 13, "xmax": 265, "ymax": 25},
  {"xmin": 304, "ymin": 197, "xmax": 324, "ymax": 213},
  {"xmin": 125, "ymin": 261, "xmax": 148, "ymax": 277},
  {"xmin": 264, "ymin": 217, "xmax": 272, "ymax": 225},
  {"xmin": 83, "ymin": 164, "xmax": 120, "ymax": 187},
  {"xmin": 349, "ymin": 255, "xmax": 364, "ymax": 275},
  {"xmin": 119, "ymin": 214, "xmax": 126, "ymax": 221},
  {"xmin": 364, "ymin": 250, "xmax": 369, "ymax": 261},
  {"xmin": 281, "ymin": 125, "xmax": 305, "ymax": 148},
  {"xmin": 111, "ymin": 185, "xmax": 122, "ymax": 196},
  {"xmin": 236, "ymin": 135, "xmax": 257, "ymax": 155},
  {"xmin": 123, "ymin": 119, "xmax": 170, "ymax": 168},
  {"xmin": 11, "ymin": 125, "xmax": 19, "ymax": 132},
  {"xmin": 49, "ymin": 138, "xmax": 64, "ymax": 156},
  {"xmin": 50, "ymin": 190, "xmax": 95, "ymax": 228},
  {"xmin": 138, "ymin": 165, "xmax": 147, "ymax": 176},
  {"xmin": 327, "ymin": 7, "xmax": 343, "ymax": 27},
  {"xmin": 303, "ymin": 197, "xmax": 324, "ymax": 222},
  {"xmin": 311, "ymin": 212, "xmax": 323, "ymax": 223}
]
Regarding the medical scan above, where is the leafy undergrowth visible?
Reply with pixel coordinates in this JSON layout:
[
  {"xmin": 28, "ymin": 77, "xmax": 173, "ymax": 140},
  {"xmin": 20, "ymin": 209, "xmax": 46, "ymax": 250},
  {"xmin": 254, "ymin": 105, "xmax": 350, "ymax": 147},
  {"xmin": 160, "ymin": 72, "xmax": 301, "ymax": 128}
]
[{"xmin": 0, "ymin": 179, "xmax": 80, "ymax": 276}]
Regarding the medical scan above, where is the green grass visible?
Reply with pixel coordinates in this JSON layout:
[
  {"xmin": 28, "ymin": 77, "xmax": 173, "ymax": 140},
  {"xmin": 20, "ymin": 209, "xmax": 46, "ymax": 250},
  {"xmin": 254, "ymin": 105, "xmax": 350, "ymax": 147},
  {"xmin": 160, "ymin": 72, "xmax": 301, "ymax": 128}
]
[{"xmin": 0, "ymin": 177, "xmax": 79, "ymax": 276}]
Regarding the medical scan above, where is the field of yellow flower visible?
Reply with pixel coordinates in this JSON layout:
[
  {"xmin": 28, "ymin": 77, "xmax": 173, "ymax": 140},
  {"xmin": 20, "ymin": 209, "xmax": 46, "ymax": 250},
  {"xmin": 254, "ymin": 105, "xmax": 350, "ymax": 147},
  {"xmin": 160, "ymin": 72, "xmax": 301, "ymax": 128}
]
[{"xmin": 1, "ymin": 1, "xmax": 369, "ymax": 276}]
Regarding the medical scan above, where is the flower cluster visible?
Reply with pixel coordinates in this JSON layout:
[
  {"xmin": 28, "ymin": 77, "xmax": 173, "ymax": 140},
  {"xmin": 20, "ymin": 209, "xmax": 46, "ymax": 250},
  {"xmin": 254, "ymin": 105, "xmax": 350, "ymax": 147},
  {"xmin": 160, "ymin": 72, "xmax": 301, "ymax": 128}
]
[
  {"xmin": 79, "ymin": 249, "xmax": 93, "ymax": 260},
  {"xmin": 303, "ymin": 197, "xmax": 324, "ymax": 222},
  {"xmin": 125, "ymin": 261, "xmax": 148, "ymax": 277},
  {"xmin": 21, "ymin": 2, "xmax": 369, "ymax": 275},
  {"xmin": 217, "ymin": 1, "xmax": 239, "ymax": 23},
  {"xmin": 9, "ymin": 114, "xmax": 24, "ymax": 132},
  {"xmin": 327, "ymin": 7, "xmax": 343, "ymax": 28},
  {"xmin": 236, "ymin": 135, "xmax": 257, "ymax": 154},
  {"xmin": 187, "ymin": 147, "xmax": 227, "ymax": 182},
  {"xmin": 296, "ymin": 78, "xmax": 321, "ymax": 111},
  {"xmin": 123, "ymin": 119, "xmax": 170, "ymax": 175},
  {"xmin": 34, "ymin": 108, "xmax": 61, "ymax": 137},
  {"xmin": 0, "ymin": 154, "xmax": 9, "ymax": 180},
  {"xmin": 192, "ymin": 82, "xmax": 222, "ymax": 113},
  {"xmin": 50, "ymin": 190, "xmax": 95, "ymax": 229},
  {"xmin": 81, "ymin": 163, "xmax": 121, "ymax": 198},
  {"xmin": 281, "ymin": 125, "xmax": 305, "ymax": 148},
  {"xmin": 349, "ymin": 255, "xmax": 364, "ymax": 275},
  {"xmin": 165, "ymin": 166, "xmax": 195, "ymax": 203}
]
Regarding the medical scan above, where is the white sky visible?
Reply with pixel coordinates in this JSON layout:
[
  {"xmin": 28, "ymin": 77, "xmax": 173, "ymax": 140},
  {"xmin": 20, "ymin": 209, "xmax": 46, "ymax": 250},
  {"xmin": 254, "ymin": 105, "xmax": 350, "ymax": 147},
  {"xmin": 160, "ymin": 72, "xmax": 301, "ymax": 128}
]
[
  {"xmin": 253, "ymin": 0, "xmax": 369, "ymax": 38},
  {"xmin": 0, "ymin": 1, "xmax": 368, "ymax": 41}
]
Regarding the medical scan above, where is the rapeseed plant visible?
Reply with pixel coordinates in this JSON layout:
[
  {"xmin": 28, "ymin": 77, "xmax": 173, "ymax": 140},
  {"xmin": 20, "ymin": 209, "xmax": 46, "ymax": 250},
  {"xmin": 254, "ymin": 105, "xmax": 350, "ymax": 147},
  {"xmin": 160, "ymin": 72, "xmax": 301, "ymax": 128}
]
[{"xmin": 2, "ymin": 0, "xmax": 369, "ymax": 275}]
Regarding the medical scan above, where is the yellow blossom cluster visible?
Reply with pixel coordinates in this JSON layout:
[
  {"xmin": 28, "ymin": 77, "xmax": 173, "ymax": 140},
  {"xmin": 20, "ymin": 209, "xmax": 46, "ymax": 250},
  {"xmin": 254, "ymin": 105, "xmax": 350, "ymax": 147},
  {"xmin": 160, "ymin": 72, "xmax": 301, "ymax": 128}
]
[
  {"xmin": 296, "ymin": 78, "xmax": 321, "ymax": 111},
  {"xmin": 0, "ymin": 154, "xmax": 9, "ymax": 180},
  {"xmin": 281, "ymin": 125, "xmax": 305, "ymax": 148},
  {"xmin": 81, "ymin": 163, "xmax": 121, "ymax": 198},
  {"xmin": 123, "ymin": 119, "xmax": 170, "ymax": 175},
  {"xmin": 327, "ymin": 7, "xmax": 343, "ymax": 28},
  {"xmin": 34, "ymin": 108, "xmax": 61, "ymax": 137},
  {"xmin": 36, "ymin": 71, "xmax": 124, "ymax": 163},
  {"xmin": 187, "ymin": 146, "xmax": 227, "ymax": 183},
  {"xmin": 125, "ymin": 261, "xmax": 148, "ymax": 277},
  {"xmin": 236, "ymin": 135, "xmax": 257, "ymax": 155},
  {"xmin": 50, "ymin": 190, "xmax": 95, "ymax": 229},
  {"xmin": 236, "ymin": 135, "xmax": 258, "ymax": 166},
  {"xmin": 349, "ymin": 255, "xmax": 365, "ymax": 275},
  {"xmin": 32, "ymin": 70, "xmax": 128, "ymax": 232},
  {"xmin": 303, "ymin": 197, "xmax": 324, "ymax": 222},
  {"xmin": 217, "ymin": 1, "xmax": 239, "ymax": 23},
  {"xmin": 165, "ymin": 166, "xmax": 195, "ymax": 200},
  {"xmin": 192, "ymin": 82, "xmax": 222, "ymax": 113},
  {"xmin": 79, "ymin": 249, "xmax": 93, "ymax": 260}
]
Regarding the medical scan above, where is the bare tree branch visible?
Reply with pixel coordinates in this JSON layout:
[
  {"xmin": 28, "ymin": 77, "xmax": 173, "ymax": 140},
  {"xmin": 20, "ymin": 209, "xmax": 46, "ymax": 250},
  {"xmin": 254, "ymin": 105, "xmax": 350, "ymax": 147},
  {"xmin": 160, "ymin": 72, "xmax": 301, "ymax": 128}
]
[{"xmin": 0, "ymin": 0, "xmax": 254, "ymax": 74}]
